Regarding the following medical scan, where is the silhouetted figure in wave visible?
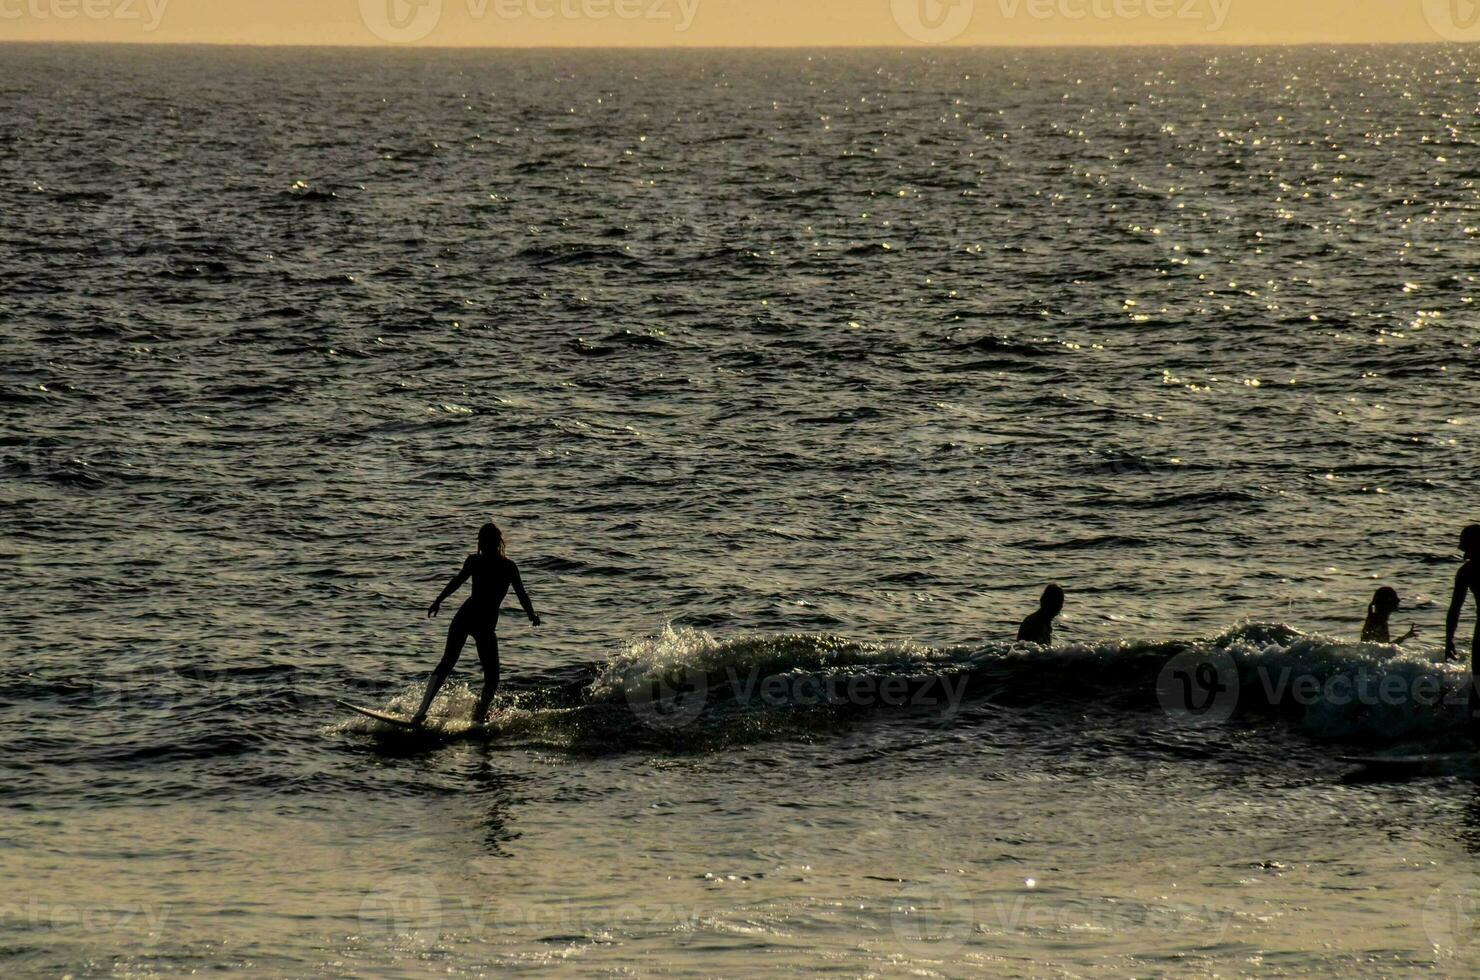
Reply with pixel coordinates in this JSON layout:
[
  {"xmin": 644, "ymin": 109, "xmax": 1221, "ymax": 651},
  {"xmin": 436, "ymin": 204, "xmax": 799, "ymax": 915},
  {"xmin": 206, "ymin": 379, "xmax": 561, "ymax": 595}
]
[
  {"xmin": 1446, "ymin": 525, "xmax": 1480, "ymax": 735},
  {"xmin": 412, "ymin": 522, "xmax": 540, "ymax": 726},
  {"xmin": 1017, "ymin": 585, "xmax": 1065, "ymax": 646},
  {"xmin": 1361, "ymin": 586, "xmax": 1418, "ymax": 644}
]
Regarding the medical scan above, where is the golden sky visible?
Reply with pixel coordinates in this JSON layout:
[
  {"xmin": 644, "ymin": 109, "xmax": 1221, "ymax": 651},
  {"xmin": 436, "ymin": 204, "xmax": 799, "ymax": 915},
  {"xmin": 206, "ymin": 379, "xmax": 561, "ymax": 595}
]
[{"xmin": 0, "ymin": 0, "xmax": 1473, "ymax": 46}]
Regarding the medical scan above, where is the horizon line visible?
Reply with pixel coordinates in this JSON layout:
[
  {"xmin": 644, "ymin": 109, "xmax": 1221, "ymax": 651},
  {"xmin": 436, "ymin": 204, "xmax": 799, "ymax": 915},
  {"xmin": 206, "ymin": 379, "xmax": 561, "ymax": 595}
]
[{"xmin": 0, "ymin": 37, "xmax": 1469, "ymax": 50}]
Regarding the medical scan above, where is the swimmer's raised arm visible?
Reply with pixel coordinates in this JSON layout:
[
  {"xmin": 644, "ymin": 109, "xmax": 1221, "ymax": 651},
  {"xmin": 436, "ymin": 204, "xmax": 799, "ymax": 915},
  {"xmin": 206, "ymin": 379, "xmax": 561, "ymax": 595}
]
[{"xmin": 428, "ymin": 555, "xmax": 473, "ymax": 618}]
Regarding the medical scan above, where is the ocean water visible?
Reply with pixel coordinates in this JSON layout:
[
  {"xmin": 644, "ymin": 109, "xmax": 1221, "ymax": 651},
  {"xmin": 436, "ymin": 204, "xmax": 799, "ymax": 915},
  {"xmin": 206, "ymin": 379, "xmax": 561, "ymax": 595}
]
[{"xmin": 3, "ymin": 41, "xmax": 1480, "ymax": 975}]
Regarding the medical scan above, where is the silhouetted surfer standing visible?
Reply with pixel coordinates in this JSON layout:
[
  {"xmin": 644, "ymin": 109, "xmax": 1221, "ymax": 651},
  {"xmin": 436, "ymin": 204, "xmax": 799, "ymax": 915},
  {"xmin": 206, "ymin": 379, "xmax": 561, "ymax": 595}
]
[
  {"xmin": 1445, "ymin": 525, "xmax": 1480, "ymax": 734},
  {"xmin": 412, "ymin": 522, "xmax": 540, "ymax": 726}
]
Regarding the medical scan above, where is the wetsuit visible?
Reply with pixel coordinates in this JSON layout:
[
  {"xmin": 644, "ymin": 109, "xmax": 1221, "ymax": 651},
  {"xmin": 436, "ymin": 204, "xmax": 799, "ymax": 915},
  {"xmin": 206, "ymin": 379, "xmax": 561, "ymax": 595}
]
[
  {"xmin": 414, "ymin": 552, "xmax": 537, "ymax": 724},
  {"xmin": 435, "ymin": 553, "xmax": 533, "ymax": 685}
]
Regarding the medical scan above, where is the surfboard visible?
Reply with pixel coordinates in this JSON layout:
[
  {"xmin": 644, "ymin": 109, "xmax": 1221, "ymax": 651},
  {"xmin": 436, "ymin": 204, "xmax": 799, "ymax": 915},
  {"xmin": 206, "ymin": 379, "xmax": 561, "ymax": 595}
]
[
  {"xmin": 336, "ymin": 699, "xmax": 496, "ymax": 736},
  {"xmin": 336, "ymin": 700, "xmax": 422, "ymax": 728}
]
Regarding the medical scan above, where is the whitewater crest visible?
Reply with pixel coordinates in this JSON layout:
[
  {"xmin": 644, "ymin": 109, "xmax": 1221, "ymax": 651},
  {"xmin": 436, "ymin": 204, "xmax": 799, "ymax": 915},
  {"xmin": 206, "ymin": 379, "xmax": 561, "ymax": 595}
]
[
  {"xmin": 582, "ymin": 622, "xmax": 1474, "ymax": 744},
  {"xmin": 336, "ymin": 624, "xmax": 1473, "ymax": 749}
]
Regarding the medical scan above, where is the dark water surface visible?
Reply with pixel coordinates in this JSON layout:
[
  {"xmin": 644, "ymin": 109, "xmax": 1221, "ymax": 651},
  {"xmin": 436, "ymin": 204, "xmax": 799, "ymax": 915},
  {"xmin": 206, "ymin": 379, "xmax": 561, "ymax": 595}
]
[{"xmin": 4, "ymin": 42, "xmax": 1480, "ymax": 975}]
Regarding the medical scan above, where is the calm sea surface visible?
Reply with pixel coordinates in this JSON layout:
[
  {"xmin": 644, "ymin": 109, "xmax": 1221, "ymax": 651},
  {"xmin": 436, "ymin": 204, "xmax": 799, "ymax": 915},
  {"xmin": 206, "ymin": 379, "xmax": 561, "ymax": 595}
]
[{"xmin": 4, "ymin": 42, "xmax": 1480, "ymax": 976}]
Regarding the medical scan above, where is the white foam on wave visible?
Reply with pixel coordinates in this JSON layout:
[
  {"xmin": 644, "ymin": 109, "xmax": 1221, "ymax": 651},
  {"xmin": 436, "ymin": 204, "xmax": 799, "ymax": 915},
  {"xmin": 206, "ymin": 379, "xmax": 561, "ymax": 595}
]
[
  {"xmin": 585, "ymin": 624, "xmax": 951, "ymax": 702},
  {"xmin": 326, "ymin": 623, "xmax": 1470, "ymax": 747},
  {"xmin": 583, "ymin": 621, "xmax": 1472, "ymax": 743},
  {"xmin": 1209, "ymin": 623, "xmax": 1468, "ymax": 740},
  {"xmin": 326, "ymin": 680, "xmax": 490, "ymax": 736}
]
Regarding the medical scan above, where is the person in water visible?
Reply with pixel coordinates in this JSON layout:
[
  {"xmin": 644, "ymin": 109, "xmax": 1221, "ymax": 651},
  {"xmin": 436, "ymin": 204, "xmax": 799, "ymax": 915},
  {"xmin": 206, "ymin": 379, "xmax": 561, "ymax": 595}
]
[
  {"xmin": 1017, "ymin": 585, "xmax": 1065, "ymax": 645},
  {"xmin": 411, "ymin": 522, "xmax": 540, "ymax": 726},
  {"xmin": 1444, "ymin": 525, "xmax": 1480, "ymax": 735},
  {"xmin": 1446, "ymin": 525, "xmax": 1480, "ymax": 663},
  {"xmin": 1361, "ymin": 586, "xmax": 1418, "ymax": 644}
]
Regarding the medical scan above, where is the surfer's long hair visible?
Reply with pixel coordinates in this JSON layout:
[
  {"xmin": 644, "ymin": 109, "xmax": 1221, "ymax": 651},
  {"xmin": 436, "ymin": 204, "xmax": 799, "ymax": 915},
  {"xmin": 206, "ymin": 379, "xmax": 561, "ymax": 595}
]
[
  {"xmin": 478, "ymin": 522, "xmax": 506, "ymax": 558},
  {"xmin": 1368, "ymin": 586, "xmax": 1399, "ymax": 617}
]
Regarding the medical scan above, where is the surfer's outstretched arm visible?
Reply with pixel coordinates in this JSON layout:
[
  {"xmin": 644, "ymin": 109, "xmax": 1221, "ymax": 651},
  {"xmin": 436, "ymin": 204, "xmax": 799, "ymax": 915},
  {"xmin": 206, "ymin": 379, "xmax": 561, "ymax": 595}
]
[
  {"xmin": 510, "ymin": 563, "xmax": 541, "ymax": 626},
  {"xmin": 428, "ymin": 557, "xmax": 473, "ymax": 618},
  {"xmin": 1447, "ymin": 565, "xmax": 1472, "ymax": 662}
]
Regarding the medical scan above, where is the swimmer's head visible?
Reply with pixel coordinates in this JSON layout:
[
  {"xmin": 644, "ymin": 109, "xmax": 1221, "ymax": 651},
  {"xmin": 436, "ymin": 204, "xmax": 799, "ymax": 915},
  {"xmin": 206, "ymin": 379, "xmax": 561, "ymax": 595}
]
[
  {"xmin": 1370, "ymin": 586, "xmax": 1400, "ymax": 615},
  {"xmin": 478, "ymin": 522, "xmax": 506, "ymax": 557},
  {"xmin": 1041, "ymin": 584, "xmax": 1065, "ymax": 615},
  {"xmin": 1463, "ymin": 524, "xmax": 1480, "ymax": 559}
]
